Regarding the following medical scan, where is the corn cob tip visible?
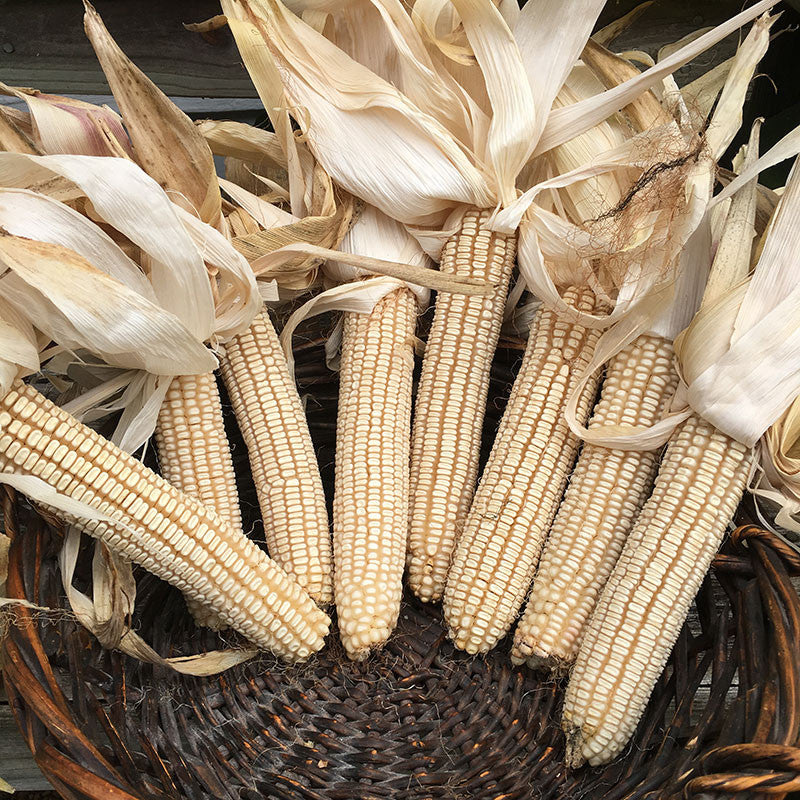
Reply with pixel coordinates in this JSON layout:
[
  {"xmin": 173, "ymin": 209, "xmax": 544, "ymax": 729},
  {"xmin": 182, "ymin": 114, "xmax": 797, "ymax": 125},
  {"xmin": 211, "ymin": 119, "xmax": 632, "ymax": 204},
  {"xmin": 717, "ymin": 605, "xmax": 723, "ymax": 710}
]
[
  {"xmin": 514, "ymin": 649, "xmax": 570, "ymax": 677},
  {"xmin": 340, "ymin": 622, "xmax": 394, "ymax": 661},
  {"xmin": 445, "ymin": 619, "xmax": 494, "ymax": 655},
  {"xmin": 511, "ymin": 634, "xmax": 571, "ymax": 675},
  {"xmin": 408, "ymin": 563, "xmax": 444, "ymax": 603}
]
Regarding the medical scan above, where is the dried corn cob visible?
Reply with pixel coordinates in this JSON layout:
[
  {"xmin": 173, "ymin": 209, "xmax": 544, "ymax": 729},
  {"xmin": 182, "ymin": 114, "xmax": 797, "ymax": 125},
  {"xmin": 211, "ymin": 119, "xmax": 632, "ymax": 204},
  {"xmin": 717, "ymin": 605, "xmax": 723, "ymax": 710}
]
[
  {"xmin": 0, "ymin": 380, "xmax": 330, "ymax": 660},
  {"xmin": 443, "ymin": 286, "xmax": 604, "ymax": 654},
  {"xmin": 153, "ymin": 371, "xmax": 243, "ymax": 629},
  {"xmin": 334, "ymin": 287, "xmax": 417, "ymax": 658},
  {"xmin": 407, "ymin": 209, "xmax": 516, "ymax": 603},
  {"xmin": 155, "ymin": 372, "xmax": 242, "ymax": 531},
  {"xmin": 563, "ymin": 415, "xmax": 751, "ymax": 766},
  {"xmin": 512, "ymin": 333, "xmax": 679, "ymax": 670},
  {"xmin": 219, "ymin": 307, "xmax": 332, "ymax": 605}
]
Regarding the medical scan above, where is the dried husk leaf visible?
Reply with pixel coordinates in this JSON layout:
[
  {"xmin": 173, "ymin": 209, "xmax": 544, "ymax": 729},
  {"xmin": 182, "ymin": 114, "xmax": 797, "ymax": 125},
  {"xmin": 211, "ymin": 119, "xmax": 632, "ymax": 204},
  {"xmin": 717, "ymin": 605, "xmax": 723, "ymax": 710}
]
[
  {"xmin": 0, "ymin": 296, "xmax": 39, "ymax": 397},
  {"xmin": 0, "ymin": 235, "xmax": 215, "ymax": 376},
  {"xmin": 0, "ymin": 82, "xmax": 133, "ymax": 159},
  {"xmin": 580, "ymin": 39, "xmax": 673, "ymax": 132},
  {"xmin": 676, "ymin": 155, "xmax": 800, "ymax": 446},
  {"xmin": 0, "ymin": 106, "xmax": 39, "ymax": 154},
  {"xmin": 83, "ymin": 1, "xmax": 222, "ymax": 228},
  {"xmin": 222, "ymin": 0, "xmax": 494, "ymax": 226},
  {"xmin": 536, "ymin": 2, "xmax": 780, "ymax": 155},
  {"xmin": 0, "ymin": 152, "xmax": 216, "ymax": 341},
  {"xmin": 513, "ymin": 0, "xmax": 605, "ymax": 144},
  {"xmin": 592, "ymin": 2, "xmax": 654, "ymax": 47},
  {"xmin": 197, "ymin": 119, "xmax": 288, "ymax": 168}
]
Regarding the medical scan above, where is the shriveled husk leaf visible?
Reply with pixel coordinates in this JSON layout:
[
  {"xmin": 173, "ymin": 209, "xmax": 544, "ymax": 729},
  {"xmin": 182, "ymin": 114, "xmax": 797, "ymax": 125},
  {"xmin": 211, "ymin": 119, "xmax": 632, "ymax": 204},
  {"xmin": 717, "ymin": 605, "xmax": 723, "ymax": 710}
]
[
  {"xmin": 580, "ymin": 40, "xmax": 673, "ymax": 132},
  {"xmin": 231, "ymin": 191, "xmax": 355, "ymax": 290},
  {"xmin": 199, "ymin": 118, "xmax": 286, "ymax": 163},
  {"xmin": 536, "ymin": 1, "xmax": 779, "ymax": 155},
  {"xmin": 0, "ymin": 152, "xmax": 216, "ymax": 341},
  {"xmin": 703, "ymin": 14, "xmax": 773, "ymax": 160},
  {"xmin": 701, "ymin": 124, "xmax": 761, "ymax": 309},
  {"xmin": 0, "ymin": 82, "xmax": 133, "ymax": 159},
  {"xmin": 0, "ymin": 235, "xmax": 215, "ymax": 376},
  {"xmin": 184, "ymin": 14, "xmax": 229, "ymax": 33},
  {"xmin": 592, "ymin": 2, "xmax": 654, "ymax": 47},
  {"xmin": 221, "ymin": 177, "xmax": 297, "ymax": 228},
  {"xmin": 83, "ymin": 2, "xmax": 222, "ymax": 228}
]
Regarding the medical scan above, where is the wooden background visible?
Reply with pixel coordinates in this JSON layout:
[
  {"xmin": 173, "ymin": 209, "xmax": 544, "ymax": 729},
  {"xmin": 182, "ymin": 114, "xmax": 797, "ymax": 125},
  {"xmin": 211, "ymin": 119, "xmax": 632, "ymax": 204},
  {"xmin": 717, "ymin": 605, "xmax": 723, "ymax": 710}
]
[{"xmin": 1, "ymin": 0, "xmax": 800, "ymax": 796}]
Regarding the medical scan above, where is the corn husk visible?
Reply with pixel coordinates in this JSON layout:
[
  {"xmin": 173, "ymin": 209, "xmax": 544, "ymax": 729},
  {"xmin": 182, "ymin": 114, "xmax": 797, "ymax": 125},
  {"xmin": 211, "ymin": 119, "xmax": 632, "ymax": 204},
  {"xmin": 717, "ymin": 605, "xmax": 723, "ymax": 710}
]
[
  {"xmin": 279, "ymin": 205, "xmax": 431, "ymax": 375},
  {"xmin": 83, "ymin": 1, "xmax": 222, "ymax": 228},
  {"xmin": 0, "ymin": 82, "xmax": 133, "ymax": 159},
  {"xmin": 536, "ymin": 0, "xmax": 777, "ymax": 155}
]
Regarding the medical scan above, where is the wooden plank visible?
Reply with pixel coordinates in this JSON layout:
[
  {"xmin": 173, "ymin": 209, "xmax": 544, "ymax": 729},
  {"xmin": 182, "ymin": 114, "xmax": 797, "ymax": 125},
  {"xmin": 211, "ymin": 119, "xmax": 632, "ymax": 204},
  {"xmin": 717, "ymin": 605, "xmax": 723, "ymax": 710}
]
[
  {"xmin": 0, "ymin": 0, "xmax": 773, "ymax": 98},
  {"xmin": 0, "ymin": 705, "xmax": 53, "ymax": 792},
  {"xmin": 0, "ymin": 0, "xmax": 253, "ymax": 98}
]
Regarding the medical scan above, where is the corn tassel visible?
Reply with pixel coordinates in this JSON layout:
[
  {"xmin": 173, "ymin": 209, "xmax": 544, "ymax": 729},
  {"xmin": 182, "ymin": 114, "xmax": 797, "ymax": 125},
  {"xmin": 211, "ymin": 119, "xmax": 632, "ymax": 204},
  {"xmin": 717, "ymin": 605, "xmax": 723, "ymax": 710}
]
[
  {"xmin": 444, "ymin": 286, "xmax": 604, "ymax": 654},
  {"xmin": 563, "ymin": 414, "xmax": 752, "ymax": 766},
  {"xmin": 219, "ymin": 308, "xmax": 333, "ymax": 605},
  {"xmin": 153, "ymin": 371, "xmax": 242, "ymax": 629},
  {"xmin": 407, "ymin": 209, "xmax": 516, "ymax": 602},
  {"xmin": 334, "ymin": 287, "xmax": 417, "ymax": 658},
  {"xmin": 512, "ymin": 333, "xmax": 679, "ymax": 670},
  {"xmin": 0, "ymin": 381, "xmax": 330, "ymax": 660}
]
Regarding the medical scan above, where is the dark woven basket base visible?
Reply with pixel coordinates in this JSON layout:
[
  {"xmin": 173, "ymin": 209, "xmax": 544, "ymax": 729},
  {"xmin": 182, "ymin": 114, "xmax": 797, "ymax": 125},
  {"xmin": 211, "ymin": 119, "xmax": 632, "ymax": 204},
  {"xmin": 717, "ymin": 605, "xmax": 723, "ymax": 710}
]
[{"xmin": 3, "ymin": 340, "xmax": 800, "ymax": 800}]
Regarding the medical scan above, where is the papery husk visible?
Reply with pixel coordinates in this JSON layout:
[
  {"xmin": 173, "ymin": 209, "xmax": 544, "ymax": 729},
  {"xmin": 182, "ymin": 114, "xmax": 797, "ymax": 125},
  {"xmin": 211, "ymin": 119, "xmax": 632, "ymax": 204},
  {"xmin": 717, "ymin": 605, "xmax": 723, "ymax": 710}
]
[
  {"xmin": 592, "ymin": 2, "xmax": 653, "ymax": 47},
  {"xmin": 0, "ymin": 82, "xmax": 133, "ymax": 160},
  {"xmin": 0, "ymin": 295, "xmax": 39, "ymax": 397},
  {"xmin": 222, "ymin": 0, "xmax": 495, "ymax": 226},
  {"xmin": 675, "ymin": 150, "xmax": 800, "ymax": 448},
  {"xmin": 0, "ymin": 106, "xmax": 39, "ymax": 155},
  {"xmin": 0, "ymin": 154, "xmax": 212, "ymax": 335},
  {"xmin": 536, "ymin": 1, "xmax": 779, "ymax": 156},
  {"xmin": 279, "ymin": 205, "xmax": 431, "ymax": 375},
  {"xmin": 0, "ymin": 234, "xmax": 215, "ymax": 377},
  {"xmin": 580, "ymin": 40, "xmax": 673, "ymax": 133},
  {"xmin": 83, "ymin": 1, "xmax": 222, "ymax": 228},
  {"xmin": 755, "ymin": 397, "xmax": 800, "ymax": 534}
]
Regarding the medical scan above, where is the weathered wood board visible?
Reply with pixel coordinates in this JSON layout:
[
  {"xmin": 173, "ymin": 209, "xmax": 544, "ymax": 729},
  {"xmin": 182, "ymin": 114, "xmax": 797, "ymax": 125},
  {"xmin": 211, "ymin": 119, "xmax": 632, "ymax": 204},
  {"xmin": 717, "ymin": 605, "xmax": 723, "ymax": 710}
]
[{"xmin": 0, "ymin": 0, "xmax": 776, "ymax": 97}]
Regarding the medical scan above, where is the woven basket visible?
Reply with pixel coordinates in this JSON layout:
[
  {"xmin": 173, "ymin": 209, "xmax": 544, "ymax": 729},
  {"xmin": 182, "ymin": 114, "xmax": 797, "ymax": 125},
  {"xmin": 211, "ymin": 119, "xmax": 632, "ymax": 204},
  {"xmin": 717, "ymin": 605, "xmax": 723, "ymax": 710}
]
[{"xmin": 3, "ymin": 337, "xmax": 800, "ymax": 800}]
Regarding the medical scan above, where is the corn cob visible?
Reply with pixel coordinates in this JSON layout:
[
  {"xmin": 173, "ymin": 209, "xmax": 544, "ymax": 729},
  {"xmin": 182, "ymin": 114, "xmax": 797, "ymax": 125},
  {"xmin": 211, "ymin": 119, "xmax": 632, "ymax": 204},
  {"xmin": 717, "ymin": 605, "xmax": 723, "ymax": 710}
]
[
  {"xmin": 512, "ymin": 333, "xmax": 679, "ymax": 670},
  {"xmin": 443, "ymin": 286, "xmax": 605, "ymax": 654},
  {"xmin": 219, "ymin": 307, "xmax": 333, "ymax": 605},
  {"xmin": 407, "ymin": 210, "xmax": 516, "ymax": 603},
  {"xmin": 562, "ymin": 415, "xmax": 752, "ymax": 766},
  {"xmin": 153, "ymin": 371, "xmax": 243, "ymax": 629},
  {"xmin": 0, "ymin": 380, "xmax": 330, "ymax": 659},
  {"xmin": 334, "ymin": 287, "xmax": 417, "ymax": 658}
]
